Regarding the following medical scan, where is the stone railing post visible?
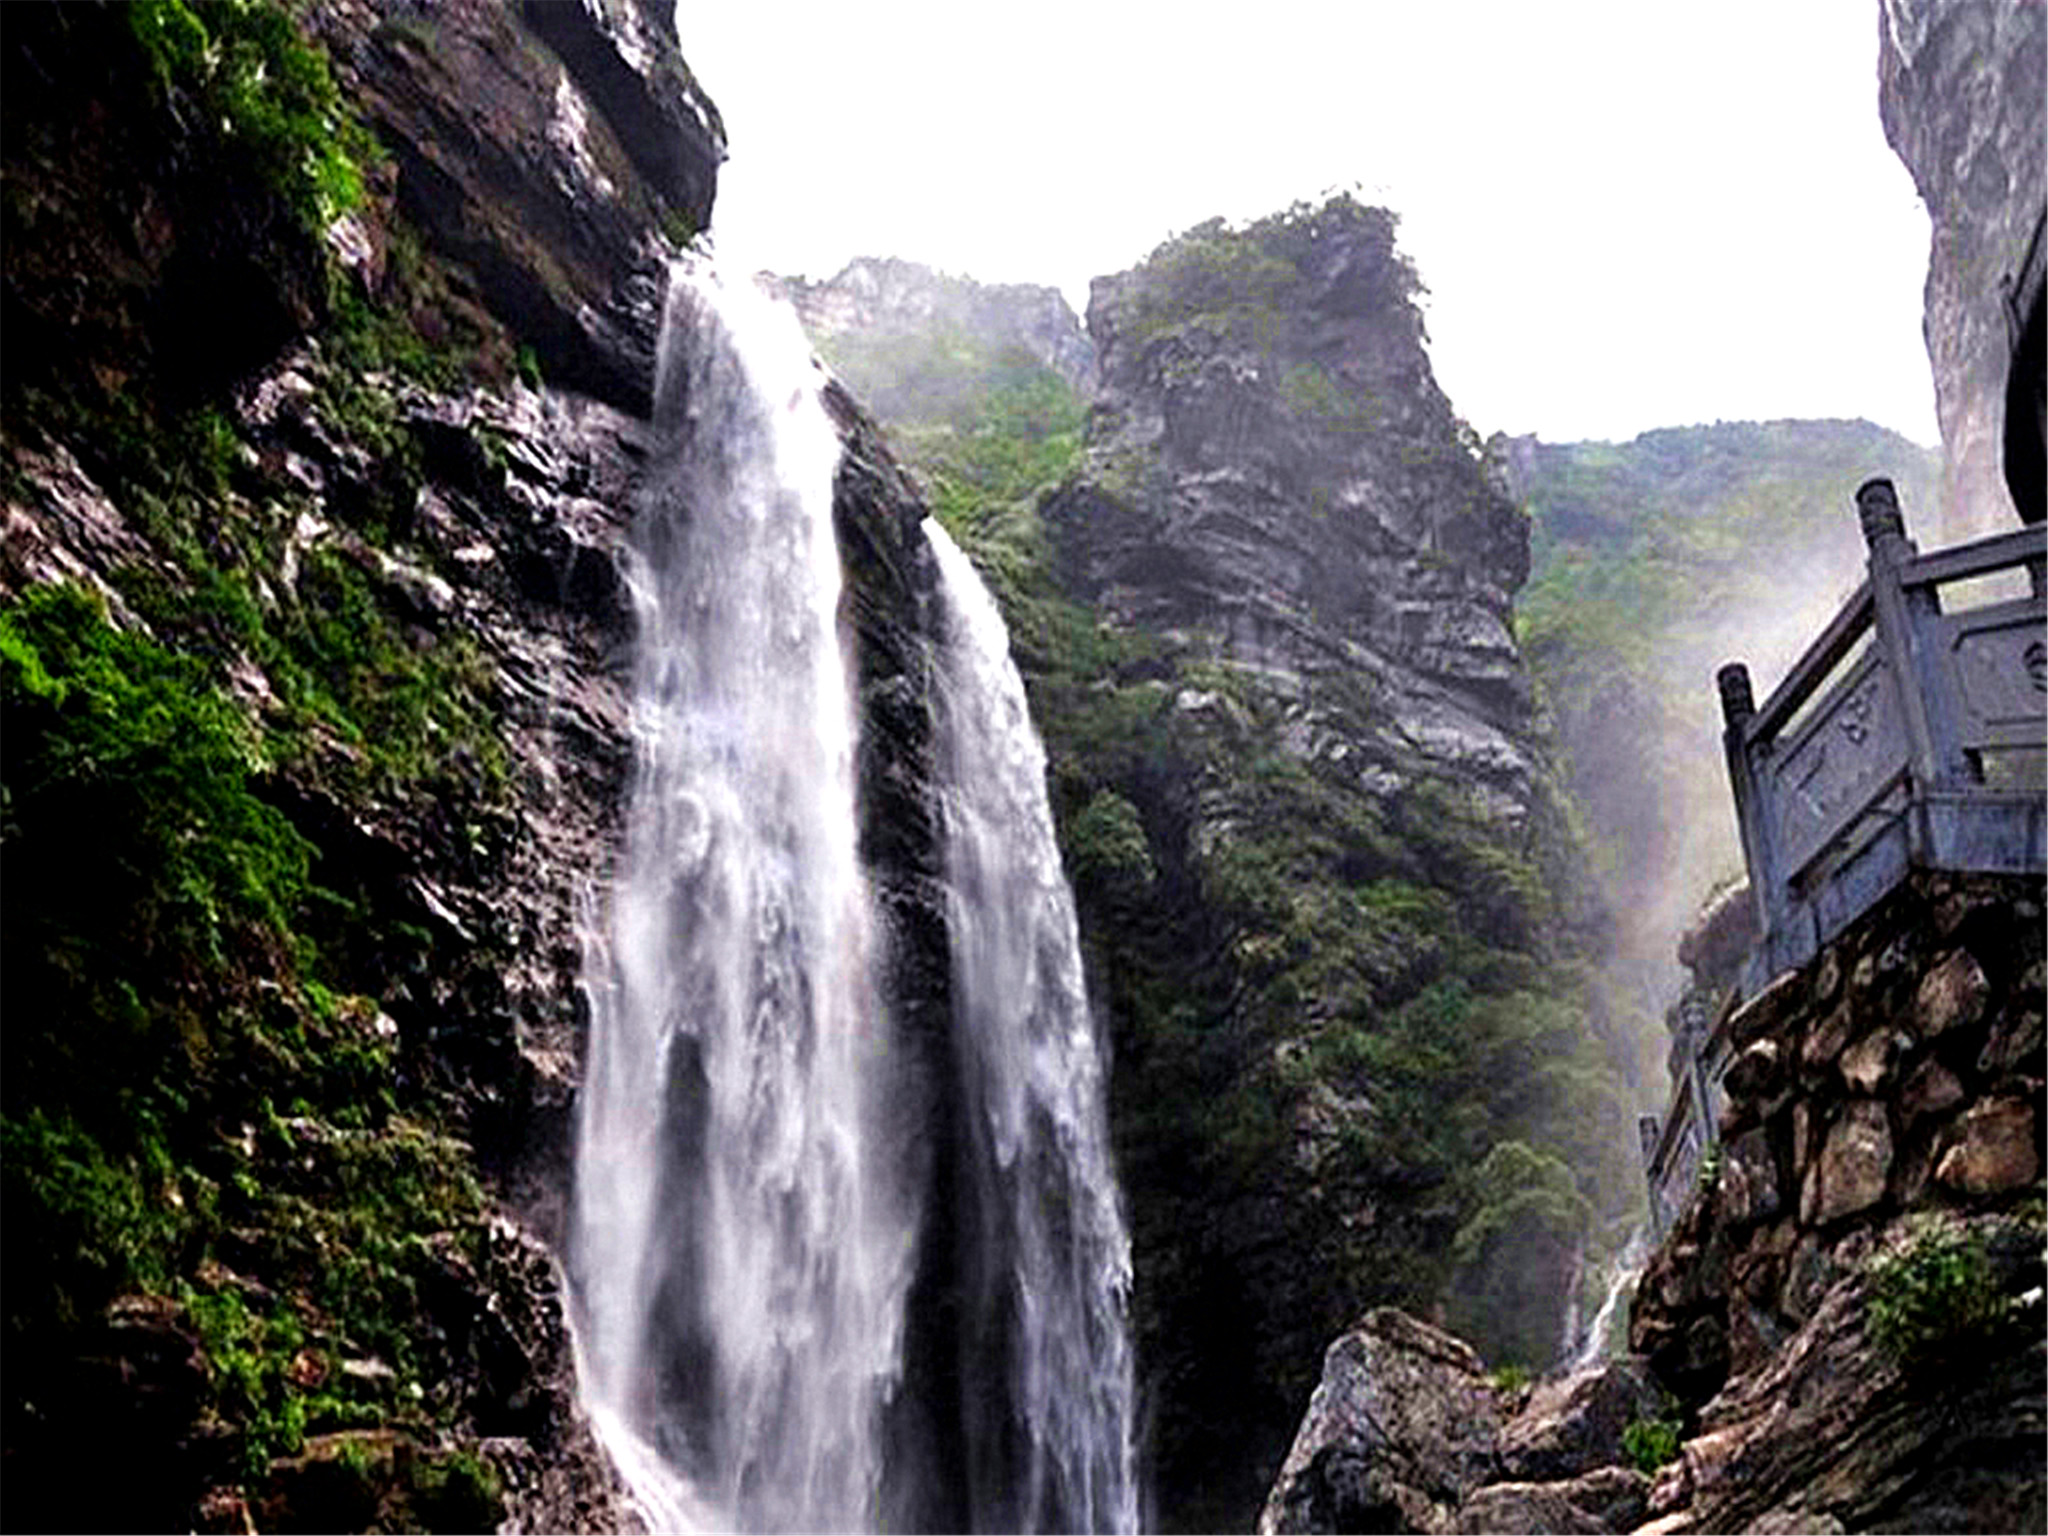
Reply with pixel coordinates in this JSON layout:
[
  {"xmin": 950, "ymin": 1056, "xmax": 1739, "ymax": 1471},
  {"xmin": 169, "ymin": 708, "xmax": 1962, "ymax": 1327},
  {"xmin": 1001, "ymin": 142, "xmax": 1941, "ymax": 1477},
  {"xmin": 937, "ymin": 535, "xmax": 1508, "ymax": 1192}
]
[
  {"xmin": 1856, "ymin": 479, "xmax": 1975, "ymax": 808},
  {"xmin": 1718, "ymin": 662, "xmax": 1783, "ymax": 950}
]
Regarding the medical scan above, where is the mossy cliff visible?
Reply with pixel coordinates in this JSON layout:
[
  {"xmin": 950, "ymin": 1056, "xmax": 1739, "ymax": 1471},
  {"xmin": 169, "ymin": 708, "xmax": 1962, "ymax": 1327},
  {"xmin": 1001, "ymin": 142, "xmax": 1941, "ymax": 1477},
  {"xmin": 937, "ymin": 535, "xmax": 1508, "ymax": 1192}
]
[
  {"xmin": 782, "ymin": 206, "xmax": 1645, "ymax": 1530},
  {"xmin": 2, "ymin": 4, "xmax": 738, "ymax": 1529}
]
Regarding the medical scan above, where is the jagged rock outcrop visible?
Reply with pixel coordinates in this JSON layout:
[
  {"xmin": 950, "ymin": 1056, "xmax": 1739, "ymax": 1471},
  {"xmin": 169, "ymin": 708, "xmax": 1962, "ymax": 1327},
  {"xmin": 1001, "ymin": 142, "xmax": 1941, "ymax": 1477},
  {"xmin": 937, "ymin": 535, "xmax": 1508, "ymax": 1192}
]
[
  {"xmin": 1879, "ymin": 0, "xmax": 2046, "ymax": 535},
  {"xmin": 767, "ymin": 256, "xmax": 1095, "ymax": 401},
  {"xmin": 1259, "ymin": 1310, "xmax": 1505, "ymax": 1535},
  {"xmin": 1049, "ymin": 200, "xmax": 1538, "ymax": 823},
  {"xmin": 305, "ymin": 0, "xmax": 726, "ymax": 415},
  {"xmin": 1259, "ymin": 1309, "xmax": 1663, "ymax": 1536}
]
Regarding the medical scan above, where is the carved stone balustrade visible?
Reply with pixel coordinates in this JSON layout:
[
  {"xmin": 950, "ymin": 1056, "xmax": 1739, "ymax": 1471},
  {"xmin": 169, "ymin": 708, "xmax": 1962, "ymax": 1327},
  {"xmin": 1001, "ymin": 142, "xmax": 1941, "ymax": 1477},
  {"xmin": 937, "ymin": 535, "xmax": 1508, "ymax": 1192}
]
[{"xmin": 1718, "ymin": 478, "xmax": 2045, "ymax": 986}]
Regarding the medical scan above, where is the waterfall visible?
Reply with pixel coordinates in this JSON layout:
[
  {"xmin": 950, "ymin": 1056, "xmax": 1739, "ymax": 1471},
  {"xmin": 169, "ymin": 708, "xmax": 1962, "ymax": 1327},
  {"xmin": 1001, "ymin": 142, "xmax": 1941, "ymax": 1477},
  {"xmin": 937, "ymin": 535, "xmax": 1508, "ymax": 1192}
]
[
  {"xmin": 925, "ymin": 520, "xmax": 1140, "ymax": 1535},
  {"xmin": 1566, "ymin": 1229, "xmax": 1648, "ymax": 1373},
  {"xmin": 568, "ymin": 258, "xmax": 1139, "ymax": 1534},
  {"xmin": 569, "ymin": 261, "xmax": 917, "ymax": 1532}
]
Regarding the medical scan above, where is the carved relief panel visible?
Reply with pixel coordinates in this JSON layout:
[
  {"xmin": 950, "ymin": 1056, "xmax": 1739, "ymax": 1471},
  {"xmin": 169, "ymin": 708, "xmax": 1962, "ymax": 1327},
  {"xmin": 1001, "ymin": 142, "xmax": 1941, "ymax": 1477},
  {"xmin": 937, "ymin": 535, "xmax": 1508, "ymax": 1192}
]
[
  {"xmin": 1941, "ymin": 596, "xmax": 2048, "ymax": 750},
  {"xmin": 1768, "ymin": 650, "xmax": 1910, "ymax": 878}
]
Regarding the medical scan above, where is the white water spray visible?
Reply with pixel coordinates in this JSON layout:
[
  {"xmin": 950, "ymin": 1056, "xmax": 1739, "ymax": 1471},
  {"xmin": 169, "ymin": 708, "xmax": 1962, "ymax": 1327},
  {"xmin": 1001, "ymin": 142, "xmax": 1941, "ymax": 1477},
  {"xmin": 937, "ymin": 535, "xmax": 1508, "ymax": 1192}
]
[
  {"xmin": 570, "ymin": 262, "xmax": 915, "ymax": 1532},
  {"xmin": 926, "ymin": 520, "xmax": 1140, "ymax": 1534}
]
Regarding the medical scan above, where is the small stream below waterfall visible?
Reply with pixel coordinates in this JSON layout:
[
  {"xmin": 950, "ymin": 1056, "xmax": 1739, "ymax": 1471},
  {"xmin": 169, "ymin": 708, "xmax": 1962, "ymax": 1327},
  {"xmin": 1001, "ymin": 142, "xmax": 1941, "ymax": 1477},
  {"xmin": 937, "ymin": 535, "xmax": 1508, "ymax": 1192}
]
[{"xmin": 567, "ymin": 259, "xmax": 1137, "ymax": 1532}]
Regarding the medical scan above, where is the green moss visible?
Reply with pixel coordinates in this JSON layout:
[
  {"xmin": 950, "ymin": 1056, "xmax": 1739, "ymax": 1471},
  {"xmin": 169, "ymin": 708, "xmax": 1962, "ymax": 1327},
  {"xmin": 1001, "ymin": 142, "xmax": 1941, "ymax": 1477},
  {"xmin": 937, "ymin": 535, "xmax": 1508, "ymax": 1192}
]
[
  {"xmin": 408, "ymin": 1446, "xmax": 506, "ymax": 1533},
  {"xmin": 128, "ymin": 0, "xmax": 374, "ymax": 235}
]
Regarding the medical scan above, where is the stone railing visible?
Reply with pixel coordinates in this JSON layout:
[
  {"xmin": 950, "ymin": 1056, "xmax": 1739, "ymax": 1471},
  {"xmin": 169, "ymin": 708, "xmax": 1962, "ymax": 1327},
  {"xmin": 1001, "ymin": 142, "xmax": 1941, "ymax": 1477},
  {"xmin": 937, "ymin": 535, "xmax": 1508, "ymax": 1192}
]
[
  {"xmin": 1716, "ymin": 478, "xmax": 2045, "ymax": 987},
  {"xmin": 1643, "ymin": 479, "xmax": 2046, "ymax": 1235}
]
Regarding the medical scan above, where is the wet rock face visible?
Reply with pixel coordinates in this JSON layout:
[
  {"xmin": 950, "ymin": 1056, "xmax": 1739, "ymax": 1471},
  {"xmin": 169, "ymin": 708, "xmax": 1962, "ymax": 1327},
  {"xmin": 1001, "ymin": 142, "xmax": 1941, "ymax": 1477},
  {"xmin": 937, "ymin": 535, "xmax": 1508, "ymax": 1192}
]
[
  {"xmin": 307, "ymin": 0, "xmax": 726, "ymax": 416},
  {"xmin": 1049, "ymin": 201, "xmax": 1540, "ymax": 821},
  {"xmin": 1879, "ymin": 0, "xmax": 2047, "ymax": 535}
]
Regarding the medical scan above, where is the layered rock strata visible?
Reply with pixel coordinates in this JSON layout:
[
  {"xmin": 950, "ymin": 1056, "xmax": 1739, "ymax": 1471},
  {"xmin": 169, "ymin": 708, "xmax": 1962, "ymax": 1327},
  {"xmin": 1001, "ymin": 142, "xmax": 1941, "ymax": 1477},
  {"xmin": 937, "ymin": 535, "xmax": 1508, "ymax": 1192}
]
[
  {"xmin": 305, "ymin": 0, "xmax": 726, "ymax": 416},
  {"xmin": 1049, "ymin": 203, "xmax": 1538, "ymax": 824}
]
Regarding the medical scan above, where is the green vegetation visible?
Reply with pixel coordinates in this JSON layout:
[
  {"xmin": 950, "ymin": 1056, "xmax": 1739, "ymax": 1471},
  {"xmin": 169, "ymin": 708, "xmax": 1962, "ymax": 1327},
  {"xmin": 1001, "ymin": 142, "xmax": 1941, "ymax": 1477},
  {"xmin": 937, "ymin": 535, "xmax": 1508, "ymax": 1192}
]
[
  {"xmin": 1447, "ymin": 1140, "xmax": 1594, "ymax": 1367},
  {"xmin": 1489, "ymin": 1361, "xmax": 1533, "ymax": 1395},
  {"xmin": 1119, "ymin": 195, "xmax": 1421, "ymax": 357},
  {"xmin": 0, "ymin": 5, "xmax": 533, "ymax": 1520},
  {"xmin": 1695, "ymin": 1139, "xmax": 1723, "ymax": 1194},
  {"xmin": 1622, "ymin": 1410, "xmax": 1684, "ymax": 1475},
  {"xmin": 1513, "ymin": 423, "xmax": 1945, "ymax": 1096},
  {"xmin": 804, "ymin": 206, "xmax": 1637, "ymax": 1522},
  {"xmin": 1, "ymin": 574, "xmax": 502, "ymax": 1492},
  {"xmin": 128, "ymin": 0, "xmax": 374, "ymax": 234},
  {"xmin": 1866, "ymin": 1217, "xmax": 2006, "ymax": 1366}
]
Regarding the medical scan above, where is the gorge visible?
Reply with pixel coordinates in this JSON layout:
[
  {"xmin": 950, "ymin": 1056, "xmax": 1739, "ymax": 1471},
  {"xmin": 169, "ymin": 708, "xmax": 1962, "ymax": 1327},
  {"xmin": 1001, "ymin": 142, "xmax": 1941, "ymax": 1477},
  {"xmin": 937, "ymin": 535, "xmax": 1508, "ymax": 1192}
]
[{"xmin": 1, "ymin": 1, "xmax": 2041, "ymax": 1534}]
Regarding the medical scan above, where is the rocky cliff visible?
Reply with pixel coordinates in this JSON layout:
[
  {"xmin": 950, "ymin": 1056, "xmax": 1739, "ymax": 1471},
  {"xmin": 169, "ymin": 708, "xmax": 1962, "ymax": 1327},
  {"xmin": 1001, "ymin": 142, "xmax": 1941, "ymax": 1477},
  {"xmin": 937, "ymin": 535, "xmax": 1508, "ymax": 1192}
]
[
  {"xmin": 776, "ymin": 202, "xmax": 1640, "ymax": 1531},
  {"xmin": 1879, "ymin": 0, "xmax": 2046, "ymax": 535},
  {"xmin": 0, "ymin": 5, "xmax": 942, "ymax": 1530},
  {"xmin": 1052, "ymin": 203, "xmax": 1635, "ymax": 1532},
  {"xmin": 1054, "ymin": 203, "xmax": 1536, "ymax": 817}
]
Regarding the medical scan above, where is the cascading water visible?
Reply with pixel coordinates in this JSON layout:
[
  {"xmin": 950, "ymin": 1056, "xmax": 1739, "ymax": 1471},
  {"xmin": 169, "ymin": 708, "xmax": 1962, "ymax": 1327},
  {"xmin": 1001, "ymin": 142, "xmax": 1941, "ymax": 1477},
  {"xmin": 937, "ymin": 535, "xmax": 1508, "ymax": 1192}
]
[
  {"xmin": 925, "ymin": 521, "xmax": 1140, "ymax": 1535},
  {"xmin": 1564, "ymin": 1229, "xmax": 1648, "ymax": 1372},
  {"xmin": 569, "ymin": 261, "xmax": 917, "ymax": 1533},
  {"xmin": 569, "ymin": 256, "xmax": 1139, "ymax": 1534}
]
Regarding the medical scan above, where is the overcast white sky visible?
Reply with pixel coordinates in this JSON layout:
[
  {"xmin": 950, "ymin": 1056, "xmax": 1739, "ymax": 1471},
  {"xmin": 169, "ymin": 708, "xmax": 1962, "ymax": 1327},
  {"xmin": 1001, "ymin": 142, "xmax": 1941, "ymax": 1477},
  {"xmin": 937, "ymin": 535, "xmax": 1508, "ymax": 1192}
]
[{"xmin": 675, "ymin": 0, "xmax": 1940, "ymax": 447}]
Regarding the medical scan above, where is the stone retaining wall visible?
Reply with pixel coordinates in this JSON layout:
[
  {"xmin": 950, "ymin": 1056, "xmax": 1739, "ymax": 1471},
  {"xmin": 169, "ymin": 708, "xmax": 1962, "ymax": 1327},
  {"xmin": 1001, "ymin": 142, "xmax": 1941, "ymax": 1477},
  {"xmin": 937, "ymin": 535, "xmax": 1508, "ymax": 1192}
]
[{"xmin": 1631, "ymin": 869, "xmax": 2044, "ymax": 1402}]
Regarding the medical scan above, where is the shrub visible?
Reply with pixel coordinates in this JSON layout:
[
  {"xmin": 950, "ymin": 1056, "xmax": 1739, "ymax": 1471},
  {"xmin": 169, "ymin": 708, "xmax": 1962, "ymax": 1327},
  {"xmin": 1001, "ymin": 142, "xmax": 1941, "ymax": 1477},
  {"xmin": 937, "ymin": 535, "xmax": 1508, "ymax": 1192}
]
[
  {"xmin": 1065, "ymin": 788, "xmax": 1155, "ymax": 894},
  {"xmin": 1621, "ymin": 1413, "xmax": 1682, "ymax": 1475},
  {"xmin": 1867, "ymin": 1217, "xmax": 2004, "ymax": 1366}
]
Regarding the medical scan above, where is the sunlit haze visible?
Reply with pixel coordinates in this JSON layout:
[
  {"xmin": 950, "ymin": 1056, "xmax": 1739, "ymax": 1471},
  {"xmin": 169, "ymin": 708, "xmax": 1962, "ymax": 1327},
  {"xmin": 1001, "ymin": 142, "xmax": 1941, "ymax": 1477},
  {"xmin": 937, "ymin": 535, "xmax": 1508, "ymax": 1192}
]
[{"xmin": 676, "ymin": 0, "xmax": 1939, "ymax": 447}]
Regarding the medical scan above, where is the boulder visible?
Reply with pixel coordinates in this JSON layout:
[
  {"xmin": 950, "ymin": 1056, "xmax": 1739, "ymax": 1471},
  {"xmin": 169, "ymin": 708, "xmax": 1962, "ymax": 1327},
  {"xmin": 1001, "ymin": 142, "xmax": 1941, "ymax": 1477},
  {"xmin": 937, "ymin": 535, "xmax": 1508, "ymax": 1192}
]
[
  {"xmin": 1450, "ymin": 1481, "xmax": 1606, "ymax": 1534},
  {"xmin": 1838, "ymin": 1028, "xmax": 1907, "ymax": 1094},
  {"xmin": 1724, "ymin": 969, "xmax": 1804, "ymax": 1048},
  {"xmin": 1258, "ymin": 1309, "xmax": 1503, "ymax": 1535},
  {"xmin": 1496, "ymin": 1358, "xmax": 1664, "ymax": 1483},
  {"xmin": 1912, "ymin": 948, "xmax": 1991, "ymax": 1039},
  {"xmin": 1716, "ymin": 1127, "xmax": 1781, "ymax": 1229},
  {"xmin": 1898, "ymin": 1059, "xmax": 1966, "ymax": 1124}
]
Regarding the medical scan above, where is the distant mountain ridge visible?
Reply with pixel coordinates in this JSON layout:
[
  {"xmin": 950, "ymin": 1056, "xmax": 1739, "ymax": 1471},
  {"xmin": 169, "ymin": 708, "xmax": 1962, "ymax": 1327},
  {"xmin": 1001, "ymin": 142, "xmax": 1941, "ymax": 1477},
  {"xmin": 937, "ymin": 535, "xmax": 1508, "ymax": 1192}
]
[{"xmin": 1505, "ymin": 418, "xmax": 1944, "ymax": 1035}]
